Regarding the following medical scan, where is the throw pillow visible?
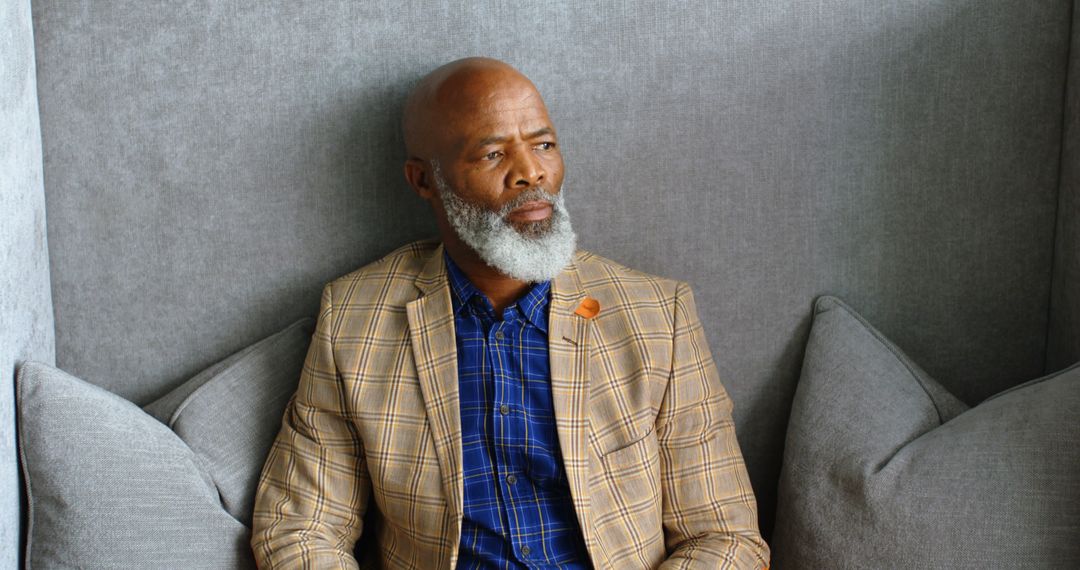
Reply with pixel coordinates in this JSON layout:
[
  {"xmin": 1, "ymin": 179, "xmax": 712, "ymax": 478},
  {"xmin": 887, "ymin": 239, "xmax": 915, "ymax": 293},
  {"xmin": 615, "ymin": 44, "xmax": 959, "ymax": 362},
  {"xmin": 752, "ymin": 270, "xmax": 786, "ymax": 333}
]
[
  {"xmin": 772, "ymin": 295, "xmax": 1080, "ymax": 569},
  {"xmin": 17, "ymin": 362, "xmax": 253, "ymax": 569},
  {"xmin": 18, "ymin": 317, "xmax": 315, "ymax": 568},
  {"xmin": 143, "ymin": 317, "xmax": 315, "ymax": 525}
]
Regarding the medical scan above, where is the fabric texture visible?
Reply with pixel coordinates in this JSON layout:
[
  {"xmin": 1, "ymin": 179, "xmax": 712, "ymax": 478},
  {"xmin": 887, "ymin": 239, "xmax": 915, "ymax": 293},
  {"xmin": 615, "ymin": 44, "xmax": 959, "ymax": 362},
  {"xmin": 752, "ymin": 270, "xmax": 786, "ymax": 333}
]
[
  {"xmin": 445, "ymin": 253, "xmax": 590, "ymax": 568},
  {"xmin": 252, "ymin": 240, "xmax": 769, "ymax": 569},
  {"xmin": 1048, "ymin": 0, "xmax": 1080, "ymax": 371},
  {"xmin": 143, "ymin": 317, "xmax": 314, "ymax": 526},
  {"xmin": 771, "ymin": 295, "xmax": 1080, "ymax": 569},
  {"xmin": 1, "ymin": 0, "xmax": 54, "ymax": 563},
  {"xmin": 16, "ymin": 361, "xmax": 253, "ymax": 569}
]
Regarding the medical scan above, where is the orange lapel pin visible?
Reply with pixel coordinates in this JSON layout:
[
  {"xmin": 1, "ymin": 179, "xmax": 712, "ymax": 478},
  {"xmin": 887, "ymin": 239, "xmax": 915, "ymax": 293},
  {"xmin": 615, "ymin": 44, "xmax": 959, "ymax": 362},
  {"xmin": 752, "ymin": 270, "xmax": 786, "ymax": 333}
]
[{"xmin": 574, "ymin": 297, "xmax": 600, "ymax": 319}]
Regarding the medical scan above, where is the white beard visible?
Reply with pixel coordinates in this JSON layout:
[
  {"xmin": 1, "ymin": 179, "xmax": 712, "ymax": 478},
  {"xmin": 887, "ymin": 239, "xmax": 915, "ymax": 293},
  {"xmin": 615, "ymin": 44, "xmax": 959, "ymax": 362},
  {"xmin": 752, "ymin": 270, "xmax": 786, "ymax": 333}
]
[{"xmin": 433, "ymin": 163, "xmax": 577, "ymax": 283}]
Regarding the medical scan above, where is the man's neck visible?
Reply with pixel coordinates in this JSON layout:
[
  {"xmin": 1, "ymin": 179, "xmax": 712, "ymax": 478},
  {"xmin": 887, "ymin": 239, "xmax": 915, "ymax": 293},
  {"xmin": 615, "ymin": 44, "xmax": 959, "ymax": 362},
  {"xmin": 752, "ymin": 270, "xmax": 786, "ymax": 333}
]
[{"xmin": 443, "ymin": 238, "xmax": 531, "ymax": 315}]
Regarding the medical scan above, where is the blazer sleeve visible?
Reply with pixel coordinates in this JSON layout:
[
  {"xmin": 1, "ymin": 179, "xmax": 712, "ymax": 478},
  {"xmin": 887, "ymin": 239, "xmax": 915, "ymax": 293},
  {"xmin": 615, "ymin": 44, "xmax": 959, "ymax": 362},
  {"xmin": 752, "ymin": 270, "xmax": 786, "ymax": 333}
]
[
  {"xmin": 657, "ymin": 282, "xmax": 770, "ymax": 569},
  {"xmin": 251, "ymin": 283, "xmax": 370, "ymax": 569}
]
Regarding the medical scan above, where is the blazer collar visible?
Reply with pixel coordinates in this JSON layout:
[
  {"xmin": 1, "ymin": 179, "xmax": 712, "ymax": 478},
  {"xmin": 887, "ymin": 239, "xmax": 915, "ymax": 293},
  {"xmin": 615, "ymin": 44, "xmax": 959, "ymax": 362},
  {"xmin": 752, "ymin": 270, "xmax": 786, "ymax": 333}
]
[
  {"xmin": 413, "ymin": 242, "xmax": 449, "ymax": 297},
  {"xmin": 406, "ymin": 243, "xmax": 464, "ymax": 563},
  {"xmin": 547, "ymin": 253, "xmax": 598, "ymax": 553}
]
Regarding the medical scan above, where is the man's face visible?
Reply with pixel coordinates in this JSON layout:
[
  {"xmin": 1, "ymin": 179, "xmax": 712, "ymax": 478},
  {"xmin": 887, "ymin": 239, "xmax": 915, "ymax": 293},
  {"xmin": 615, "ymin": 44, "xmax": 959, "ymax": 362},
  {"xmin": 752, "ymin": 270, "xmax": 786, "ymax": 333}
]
[
  {"xmin": 433, "ymin": 77, "xmax": 566, "ymax": 229},
  {"xmin": 424, "ymin": 73, "xmax": 576, "ymax": 282}
]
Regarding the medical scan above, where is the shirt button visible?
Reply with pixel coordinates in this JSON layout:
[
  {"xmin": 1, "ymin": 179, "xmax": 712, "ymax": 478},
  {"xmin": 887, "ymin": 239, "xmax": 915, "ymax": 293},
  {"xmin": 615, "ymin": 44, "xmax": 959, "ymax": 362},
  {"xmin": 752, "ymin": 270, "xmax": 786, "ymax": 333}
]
[
  {"xmin": 499, "ymin": 404, "xmax": 510, "ymax": 415},
  {"xmin": 506, "ymin": 474, "xmax": 517, "ymax": 485},
  {"xmin": 521, "ymin": 545, "xmax": 531, "ymax": 556},
  {"xmin": 494, "ymin": 330, "xmax": 504, "ymax": 340}
]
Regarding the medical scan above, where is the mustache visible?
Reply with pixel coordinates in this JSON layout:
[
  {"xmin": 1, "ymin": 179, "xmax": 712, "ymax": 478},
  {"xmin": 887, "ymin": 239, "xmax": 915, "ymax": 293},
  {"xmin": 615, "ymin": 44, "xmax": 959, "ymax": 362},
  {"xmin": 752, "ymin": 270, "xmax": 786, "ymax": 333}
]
[{"xmin": 498, "ymin": 188, "xmax": 558, "ymax": 218}]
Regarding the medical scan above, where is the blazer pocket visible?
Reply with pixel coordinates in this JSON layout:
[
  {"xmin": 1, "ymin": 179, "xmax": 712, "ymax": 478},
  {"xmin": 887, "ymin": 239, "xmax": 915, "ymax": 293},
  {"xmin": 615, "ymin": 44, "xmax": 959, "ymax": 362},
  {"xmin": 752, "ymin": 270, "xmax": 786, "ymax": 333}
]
[
  {"xmin": 593, "ymin": 425, "xmax": 662, "ymax": 540},
  {"xmin": 599, "ymin": 426, "xmax": 657, "ymax": 469}
]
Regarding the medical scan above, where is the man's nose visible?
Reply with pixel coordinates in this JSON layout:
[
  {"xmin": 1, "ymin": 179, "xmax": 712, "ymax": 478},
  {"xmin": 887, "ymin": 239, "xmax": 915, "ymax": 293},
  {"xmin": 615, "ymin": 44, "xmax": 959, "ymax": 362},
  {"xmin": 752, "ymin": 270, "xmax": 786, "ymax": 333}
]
[{"xmin": 507, "ymin": 149, "xmax": 544, "ymax": 188}]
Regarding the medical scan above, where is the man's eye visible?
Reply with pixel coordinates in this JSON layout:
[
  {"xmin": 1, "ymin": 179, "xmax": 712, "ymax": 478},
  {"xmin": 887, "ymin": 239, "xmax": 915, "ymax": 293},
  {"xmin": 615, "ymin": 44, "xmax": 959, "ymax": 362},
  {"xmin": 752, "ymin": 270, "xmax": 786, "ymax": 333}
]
[
  {"xmin": 536, "ymin": 142, "xmax": 556, "ymax": 150},
  {"xmin": 484, "ymin": 151, "xmax": 502, "ymax": 160}
]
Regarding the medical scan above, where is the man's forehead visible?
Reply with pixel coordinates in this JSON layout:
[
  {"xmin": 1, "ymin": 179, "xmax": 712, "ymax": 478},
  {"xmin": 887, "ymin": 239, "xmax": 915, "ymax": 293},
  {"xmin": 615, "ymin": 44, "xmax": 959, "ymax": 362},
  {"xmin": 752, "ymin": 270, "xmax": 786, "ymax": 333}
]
[
  {"xmin": 435, "ymin": 78, "xmax": 554, "ymax": 146},
  {"xmin": 447, "ymin": 101, "xmax": 553, "ymax": 145},
  {"xmin": 403, "ymin": 58, "xmax": 555, "ymax": 158},
  {"xmin": 434, "ymin": 69, "xmax": 544, "ymax": 115}
]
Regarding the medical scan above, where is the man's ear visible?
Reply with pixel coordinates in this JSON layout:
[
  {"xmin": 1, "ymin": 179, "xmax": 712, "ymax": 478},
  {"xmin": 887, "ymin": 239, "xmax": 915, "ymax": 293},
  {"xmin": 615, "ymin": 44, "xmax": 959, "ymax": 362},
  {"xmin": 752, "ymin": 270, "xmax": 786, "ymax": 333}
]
[{"xmin": 404, "ymin": 158, "xmax": 436, "ymax": 200}]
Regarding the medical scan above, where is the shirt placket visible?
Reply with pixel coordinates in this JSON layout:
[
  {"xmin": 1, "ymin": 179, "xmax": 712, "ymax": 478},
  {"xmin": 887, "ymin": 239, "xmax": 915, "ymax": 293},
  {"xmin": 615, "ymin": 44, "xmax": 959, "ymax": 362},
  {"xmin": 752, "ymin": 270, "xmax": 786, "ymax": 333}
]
[{"xmin": 490, "ymin": 311, "xmax": 536, "ymax": 565}]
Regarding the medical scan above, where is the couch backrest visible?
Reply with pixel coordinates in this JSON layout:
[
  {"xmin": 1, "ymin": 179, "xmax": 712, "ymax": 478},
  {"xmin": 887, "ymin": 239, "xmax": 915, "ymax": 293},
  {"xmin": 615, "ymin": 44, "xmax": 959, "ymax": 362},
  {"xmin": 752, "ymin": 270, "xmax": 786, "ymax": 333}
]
[
  {"xmin": 1, "ymin": 0, "xmax": 54, "ymax": 563},
  {"xmin": 1050, "ymin": 2, "xmax": 1080, "ymax": 373},
  {"xmin": 28, "ymin": 0, "xmax": 1080, "ymax": 536}
]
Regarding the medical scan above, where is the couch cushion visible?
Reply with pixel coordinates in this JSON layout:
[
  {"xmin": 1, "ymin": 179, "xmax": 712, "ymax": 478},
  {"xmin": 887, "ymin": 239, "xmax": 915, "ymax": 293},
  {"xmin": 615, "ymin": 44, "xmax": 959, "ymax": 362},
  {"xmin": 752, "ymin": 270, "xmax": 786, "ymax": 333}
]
[
  {"xmin": 16, "ymin": 362, "xmax": 253, "ymax": 569},
  {"xmin": 143, "ymin": 317, "xmax": 314, "ymax": 525},
  {"xmin": 772, "ymin": 295, "xmax": 1080, "ymax": 568}
]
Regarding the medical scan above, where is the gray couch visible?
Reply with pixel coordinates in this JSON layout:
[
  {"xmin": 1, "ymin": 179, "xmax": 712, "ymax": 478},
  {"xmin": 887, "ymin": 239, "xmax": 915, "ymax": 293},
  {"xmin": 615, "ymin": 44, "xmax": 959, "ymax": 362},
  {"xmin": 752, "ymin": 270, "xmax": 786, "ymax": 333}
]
[{"xmin": 4, "ymin": 0, "xmax": 1079, "ymax": 567}]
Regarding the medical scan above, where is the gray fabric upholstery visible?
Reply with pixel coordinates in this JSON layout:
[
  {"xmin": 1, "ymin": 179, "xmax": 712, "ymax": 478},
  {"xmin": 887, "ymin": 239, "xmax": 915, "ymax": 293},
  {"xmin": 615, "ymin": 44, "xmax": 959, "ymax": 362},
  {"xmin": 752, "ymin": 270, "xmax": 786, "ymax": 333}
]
[
  {"xmin": 144, "ymin": 317, "xmax": 314, "ymax": 525},
  {"xmin": 1048, "ymin": 0, "xmax": 1080, "ymax": 372},
  {"xmin": 772, "ymin": 296, "xmax": 1080, "ymax": 569},
  {"xmin": 30, "ymin": 0, "xmax": 1075, "ymax": 535},
  {"xmin": 0, "ymin": 0, "xmax": 53, "ymax": 564},
  {"xmin": 16, "ymin": 362, "xmax": 253, "ymax": 569}
]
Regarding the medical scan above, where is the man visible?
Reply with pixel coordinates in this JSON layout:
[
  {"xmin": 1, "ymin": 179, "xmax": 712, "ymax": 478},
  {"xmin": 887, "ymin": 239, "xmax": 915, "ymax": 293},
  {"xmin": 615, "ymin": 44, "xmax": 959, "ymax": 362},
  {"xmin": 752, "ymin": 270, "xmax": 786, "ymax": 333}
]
[{"xmin": 252, "ymin": 57, "xmax": 769, "ymax": 569}]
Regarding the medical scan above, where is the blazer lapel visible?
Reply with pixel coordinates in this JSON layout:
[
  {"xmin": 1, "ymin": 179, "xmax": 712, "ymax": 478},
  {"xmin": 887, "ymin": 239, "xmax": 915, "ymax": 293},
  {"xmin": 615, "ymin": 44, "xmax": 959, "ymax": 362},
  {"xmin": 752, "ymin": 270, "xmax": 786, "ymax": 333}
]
[
  {"xmin": 405, "ymin": 245, "xmax": 463, "ymax": 560},
  {"xmin": 548, "ymin": 256, "xmax": 595, "ymax": 551}
]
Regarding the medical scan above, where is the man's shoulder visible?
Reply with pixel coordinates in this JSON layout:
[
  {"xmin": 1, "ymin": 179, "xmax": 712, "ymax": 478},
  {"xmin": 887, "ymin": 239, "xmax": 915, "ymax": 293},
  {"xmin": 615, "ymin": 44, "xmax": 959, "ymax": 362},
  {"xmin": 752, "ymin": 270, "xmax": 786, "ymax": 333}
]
[
  {"xmin": 573, "ymin": 249, "xmax": 687, "ymax": 304},
  {"xmin": 324, "ymin": 239, "xmax": 440, "ymax": 302}
]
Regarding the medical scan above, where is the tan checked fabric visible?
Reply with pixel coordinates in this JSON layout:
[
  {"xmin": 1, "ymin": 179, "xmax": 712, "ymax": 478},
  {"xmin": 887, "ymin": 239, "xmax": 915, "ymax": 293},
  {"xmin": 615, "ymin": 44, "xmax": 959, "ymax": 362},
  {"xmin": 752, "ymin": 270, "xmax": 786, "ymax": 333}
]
[{"xmin": 252, "ymin": 240, "xmax": 770, "ymax": 569}]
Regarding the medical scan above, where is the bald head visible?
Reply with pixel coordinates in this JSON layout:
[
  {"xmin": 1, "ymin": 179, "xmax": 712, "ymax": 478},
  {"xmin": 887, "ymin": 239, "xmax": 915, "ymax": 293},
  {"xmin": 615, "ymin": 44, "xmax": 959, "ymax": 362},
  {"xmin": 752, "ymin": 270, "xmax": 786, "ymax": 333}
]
[{"xmin": 402, "ymin": 57, "xmax": 548, "ymax": 160}]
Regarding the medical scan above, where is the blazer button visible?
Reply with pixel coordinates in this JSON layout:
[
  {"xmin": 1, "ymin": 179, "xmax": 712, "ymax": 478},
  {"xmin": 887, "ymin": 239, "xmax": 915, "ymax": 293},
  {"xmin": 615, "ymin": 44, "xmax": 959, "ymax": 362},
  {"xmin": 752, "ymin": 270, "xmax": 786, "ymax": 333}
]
[
  {"xmin": 506, "ymin": 474, "xmax": 517, "ymax": 485},
  {"xmin": 500, "ymin": 404, "xmax": 510, "ymax": 415}
]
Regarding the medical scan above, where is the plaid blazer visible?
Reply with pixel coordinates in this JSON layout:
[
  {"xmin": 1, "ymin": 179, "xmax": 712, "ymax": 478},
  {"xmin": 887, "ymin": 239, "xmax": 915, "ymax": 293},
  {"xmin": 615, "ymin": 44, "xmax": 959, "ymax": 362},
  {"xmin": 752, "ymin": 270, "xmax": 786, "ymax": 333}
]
[{"xmin": 252, "ymin": 240, "xmax": 769, "ymax": 569}]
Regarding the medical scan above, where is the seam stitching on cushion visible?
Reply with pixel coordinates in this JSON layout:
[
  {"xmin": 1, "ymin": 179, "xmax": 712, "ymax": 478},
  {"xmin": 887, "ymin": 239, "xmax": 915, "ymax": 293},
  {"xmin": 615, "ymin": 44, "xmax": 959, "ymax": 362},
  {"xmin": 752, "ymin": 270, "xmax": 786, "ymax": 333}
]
[
  {"xmin": 1046, "ymin": 0, "xmax": 1077, "ymax": 375},
  {"xmin": 820, "ymin": 296, "xmax": 950, "ymax": 423},
  {"xmin": 15, "ymin": 365, "xmax": 36, "ymax": 570},
  {"xmin": 167, "ymin": 318, "xmax": 311, "ymax": 427},
  {"xmin": 982, "ymin": 358, "xmax": 1080, "ymax": 404}
]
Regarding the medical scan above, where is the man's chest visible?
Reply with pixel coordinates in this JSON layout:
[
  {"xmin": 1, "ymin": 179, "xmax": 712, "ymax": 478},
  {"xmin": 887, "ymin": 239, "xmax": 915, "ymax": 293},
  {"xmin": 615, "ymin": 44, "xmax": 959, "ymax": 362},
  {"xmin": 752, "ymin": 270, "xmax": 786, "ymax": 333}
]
[{"xmin": 333, "ymin": 309, "xmax": 673, "ymax": 474}]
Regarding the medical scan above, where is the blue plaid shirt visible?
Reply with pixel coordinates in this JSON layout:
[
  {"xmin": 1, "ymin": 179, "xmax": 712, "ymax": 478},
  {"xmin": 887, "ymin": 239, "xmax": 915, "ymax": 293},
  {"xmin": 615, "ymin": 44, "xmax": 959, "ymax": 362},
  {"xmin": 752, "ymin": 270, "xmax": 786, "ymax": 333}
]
[{"xmin": 445, "ymin": 254, "xmax": 591, "ymax": 569}]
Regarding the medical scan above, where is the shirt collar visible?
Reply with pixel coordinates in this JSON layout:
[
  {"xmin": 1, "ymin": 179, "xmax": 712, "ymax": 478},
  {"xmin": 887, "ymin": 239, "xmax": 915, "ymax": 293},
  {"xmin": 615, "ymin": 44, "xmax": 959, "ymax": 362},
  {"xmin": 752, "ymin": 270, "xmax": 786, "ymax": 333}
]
[{"xmin": 444, "ymin": 251, "xmax": 550, "ymax": 333}]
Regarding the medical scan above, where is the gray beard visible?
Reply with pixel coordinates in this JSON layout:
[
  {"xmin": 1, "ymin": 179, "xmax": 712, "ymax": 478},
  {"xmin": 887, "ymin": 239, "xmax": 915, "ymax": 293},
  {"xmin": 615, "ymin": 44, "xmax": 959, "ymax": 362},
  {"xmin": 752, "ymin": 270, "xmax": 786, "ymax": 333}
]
[{"xmin": 432, "ymin": 163, "xmax": 577, "ymax": 283}]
